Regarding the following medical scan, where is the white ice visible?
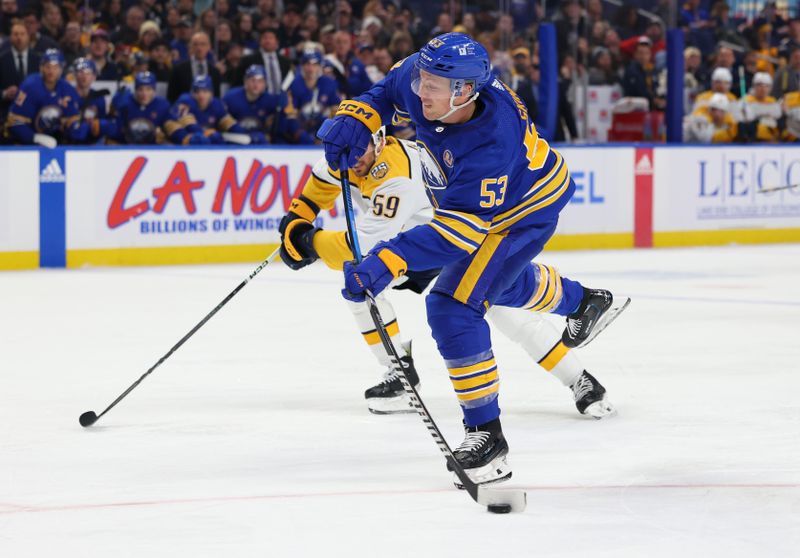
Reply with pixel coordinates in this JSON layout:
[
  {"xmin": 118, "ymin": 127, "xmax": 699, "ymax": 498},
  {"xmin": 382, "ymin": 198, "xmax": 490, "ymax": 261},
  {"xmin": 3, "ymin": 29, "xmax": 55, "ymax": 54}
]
[{"xmin": 2, "ymin": 244, "xmax": 799, "ymax": 557}]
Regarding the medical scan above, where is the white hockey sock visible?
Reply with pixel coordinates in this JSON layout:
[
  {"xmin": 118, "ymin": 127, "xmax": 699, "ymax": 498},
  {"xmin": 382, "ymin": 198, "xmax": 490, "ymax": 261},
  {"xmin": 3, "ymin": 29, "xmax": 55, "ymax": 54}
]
[
  {"xmin": 347, "ymin": 295, "xmax": 405, "ymax": 368},
  {"xmin": 487, "ymin": 306, "xmax": 583, "ymax": 387}
]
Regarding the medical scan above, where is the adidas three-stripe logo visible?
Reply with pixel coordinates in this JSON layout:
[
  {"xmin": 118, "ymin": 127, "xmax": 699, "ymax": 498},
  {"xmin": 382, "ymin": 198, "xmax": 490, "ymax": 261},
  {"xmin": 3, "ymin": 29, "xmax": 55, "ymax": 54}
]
[{"xmin": 40, "ymin": 159, "xmax": 65, "ymax": 182}]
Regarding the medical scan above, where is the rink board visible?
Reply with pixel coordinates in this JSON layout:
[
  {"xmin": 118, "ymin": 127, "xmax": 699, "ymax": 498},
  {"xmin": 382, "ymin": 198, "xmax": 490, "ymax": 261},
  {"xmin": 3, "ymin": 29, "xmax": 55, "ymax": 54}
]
[
  {"xmin": 0, "ymin": 151, "xmax": 39, "ymax": 269},
  {"xmin": 2, "ymin": 143, "xmax": 800, "ymax": 269}
]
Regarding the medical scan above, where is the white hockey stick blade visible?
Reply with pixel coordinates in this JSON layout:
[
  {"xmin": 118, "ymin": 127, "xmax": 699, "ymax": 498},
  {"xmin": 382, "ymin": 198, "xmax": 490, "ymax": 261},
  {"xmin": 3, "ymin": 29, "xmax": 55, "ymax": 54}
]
[
  {"xmin": 476, "ymin": 486, "xmax": 527, "ymax": 513},
  {"xmin": 581, "ymin": 296, "xmax": 631, "ymax": 348},
  {"xmin": 222, "ymin": 132, "xmax": 252, "ymax": 145}
]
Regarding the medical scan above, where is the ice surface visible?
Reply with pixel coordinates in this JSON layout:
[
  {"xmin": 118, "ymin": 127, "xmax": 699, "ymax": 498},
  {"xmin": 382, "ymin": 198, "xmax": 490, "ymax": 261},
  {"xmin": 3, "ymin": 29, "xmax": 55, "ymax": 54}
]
[{"xmin": 2, "ymin": 245, "xmax": 799, "ymax": 557}]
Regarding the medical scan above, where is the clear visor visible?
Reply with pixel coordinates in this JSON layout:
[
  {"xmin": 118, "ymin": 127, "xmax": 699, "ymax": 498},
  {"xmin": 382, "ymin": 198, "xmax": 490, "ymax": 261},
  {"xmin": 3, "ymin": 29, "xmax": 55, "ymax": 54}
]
[{"xmin": 411, "ymin": 65, "xmax": 471, "ymax": 100}]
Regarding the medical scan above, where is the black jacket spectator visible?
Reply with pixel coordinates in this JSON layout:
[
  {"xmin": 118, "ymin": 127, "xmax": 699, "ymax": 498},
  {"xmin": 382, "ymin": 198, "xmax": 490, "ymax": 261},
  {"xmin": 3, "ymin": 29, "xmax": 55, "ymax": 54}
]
[
  {"xmin": 167, "ymin": 60, "xmax": 221, "ymax": 102},
  {"xmin": 0, "ymin": 47, "xmax": 38, "ymax": 120},
  {"xmin": 235, "ymin": 30, "xmax": 291, "ymax": 89}
]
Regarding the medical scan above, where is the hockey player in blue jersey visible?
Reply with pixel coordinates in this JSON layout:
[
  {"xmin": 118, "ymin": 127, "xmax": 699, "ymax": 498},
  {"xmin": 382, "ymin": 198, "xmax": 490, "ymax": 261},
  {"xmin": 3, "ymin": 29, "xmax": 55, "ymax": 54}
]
[
  {"xmin": 165, "ymin": 75, "xmax": 250, "ymax": 145},
  {"xmin": 288, "ymin": 51, "xmax": 341, "ymax": 144},
  {"xmin": 5, "ymin": 49, "xmax": 84, "ymax": 146},
  {"xmin": 317, "ymin": 33, "xmax": 628, "ymax": 487},
  {"xmin": 109, "ymin": 71, "xmax": 171, "ymax": 144},
  {"xmin": 223, "ymin": 64, "xmax": 296, "ymax": 145},
  {"xmin": 70, "ymin": 57, "xmax": 113, "ymax": 143}
]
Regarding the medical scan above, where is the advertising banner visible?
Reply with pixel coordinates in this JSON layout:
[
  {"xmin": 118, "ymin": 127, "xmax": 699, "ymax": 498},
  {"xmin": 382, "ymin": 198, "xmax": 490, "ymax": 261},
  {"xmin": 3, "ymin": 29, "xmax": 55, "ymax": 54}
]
[
  {"xmin": 0, "ymin": 150, "xmax": 40, "ymax": 269},
  {"xmin": 65, "ymin": 147, "xmax": 346, "ymax": 265},
  {"xmin": 652, "ymin": 146, "xmax": 800, "ymax": 245},
  {"xmin": 552, "ymin": 146, "xmax": 635, "ymax": 249}
]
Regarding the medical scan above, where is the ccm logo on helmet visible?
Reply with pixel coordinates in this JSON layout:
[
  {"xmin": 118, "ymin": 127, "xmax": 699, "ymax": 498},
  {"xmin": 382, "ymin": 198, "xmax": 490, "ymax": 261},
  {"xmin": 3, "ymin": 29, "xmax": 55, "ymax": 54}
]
[{"xmin": 339, "ymin": 102, "xmax": 375, "ymax": 119}]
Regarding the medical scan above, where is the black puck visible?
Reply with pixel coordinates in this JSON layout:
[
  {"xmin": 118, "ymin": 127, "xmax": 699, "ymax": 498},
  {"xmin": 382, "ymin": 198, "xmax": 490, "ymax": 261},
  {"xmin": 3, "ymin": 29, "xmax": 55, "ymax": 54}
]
[
  {"xmin": 79, "ymin": 411, "xmax": 98, "ymax": 427},
  {"xmin": 487, "ymin": 504, "xmax": 512, "ymax": 514}
]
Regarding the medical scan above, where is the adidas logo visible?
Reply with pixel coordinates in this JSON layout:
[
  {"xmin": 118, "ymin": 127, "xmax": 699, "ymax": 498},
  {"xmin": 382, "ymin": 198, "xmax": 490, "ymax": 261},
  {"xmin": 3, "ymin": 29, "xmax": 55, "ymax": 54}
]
[
  {"xmin": 635, "ymin": 153, "xmax": 653, "ymax": 175},
  {"xmin": 40, "ymin": 158, "xmax": 65, "ymax": 182}
]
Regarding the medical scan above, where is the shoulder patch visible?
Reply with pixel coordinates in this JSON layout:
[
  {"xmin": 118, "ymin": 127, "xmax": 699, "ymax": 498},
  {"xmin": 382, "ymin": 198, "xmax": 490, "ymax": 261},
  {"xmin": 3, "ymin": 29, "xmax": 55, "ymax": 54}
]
[{"xmin": 371, "ymin": 162, "xmax": 389, "ymax": 179}]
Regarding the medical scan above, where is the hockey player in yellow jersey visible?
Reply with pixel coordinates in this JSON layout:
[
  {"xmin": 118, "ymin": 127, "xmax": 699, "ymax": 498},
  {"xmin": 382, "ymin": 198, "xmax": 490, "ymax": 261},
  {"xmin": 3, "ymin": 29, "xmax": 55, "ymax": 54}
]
[{"xmin": 279, "ymin": 127, "xmax": 616, "ymax": 420}]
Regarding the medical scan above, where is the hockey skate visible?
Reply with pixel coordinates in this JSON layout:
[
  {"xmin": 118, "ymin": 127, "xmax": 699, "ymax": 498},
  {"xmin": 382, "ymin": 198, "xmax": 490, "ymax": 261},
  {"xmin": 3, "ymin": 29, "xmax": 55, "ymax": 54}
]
[
  {"xmin": 448, "ymin": 418, "xmax": 512, "ymax": 489},
  {"xmin": 364, "ymin": 344, "xmax": 420, "ymax": 415},
  {"xmin": 571, "ymin": 371, "xmax": 616, "ymax": 419},
  {"xmin": 562, "ymin": 288, "xmax": 630, "ymax": 348}
]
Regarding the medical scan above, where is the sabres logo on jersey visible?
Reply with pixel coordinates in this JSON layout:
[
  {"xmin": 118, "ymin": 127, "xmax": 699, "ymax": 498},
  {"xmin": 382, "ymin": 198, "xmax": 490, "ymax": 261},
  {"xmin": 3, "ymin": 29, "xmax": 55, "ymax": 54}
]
[
  {"xmin": 371, "ymin": 162, "xmax": 389, "ymax": 179},
  {"xmin": 418, "ymin": 141, "xmax": 447, "ymax": 190}
]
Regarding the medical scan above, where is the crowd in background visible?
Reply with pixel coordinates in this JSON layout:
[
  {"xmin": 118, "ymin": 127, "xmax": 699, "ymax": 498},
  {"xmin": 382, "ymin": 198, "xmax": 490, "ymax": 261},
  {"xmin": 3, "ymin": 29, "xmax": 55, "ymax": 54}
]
[{"xmin": 0, "ymin": 0, "xmax": 798, "ymax": 145}]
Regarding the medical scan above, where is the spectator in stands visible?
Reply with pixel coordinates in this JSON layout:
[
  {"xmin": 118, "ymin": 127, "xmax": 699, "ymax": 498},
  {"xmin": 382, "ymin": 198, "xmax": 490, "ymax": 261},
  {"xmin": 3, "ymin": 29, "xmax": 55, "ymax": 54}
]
[
  {"xmin": 148, "ymin": 40, "xmax": 172, "ymax": 82},
  {"xmin": 140, "ymin": 0, "xmax": 165, "ymax": 27},
  {"xmin": 325, "ymin": 30, "xmax": 372, "ymax": 97},
  {"xmin": 509, "ymin": 47, "xmax": 531, "ymax": 91},
  {"xmin": 740, "ymin": 72, "xmax": 781, "ymax": 142},
  {"xmin": 6, "ymin": 49, "xmax": 84, "ymax": 146},
  {"xmin": 110, "ymin": 71, "xmax": 170, "ymax": 144},
  {"xmin": 40, "ymin": 3, "xmax": 63, "ymax": 42},
  {"xmin": 168, "ymin": 31, "xmax": 220, "ymax": 103},
  {"xmin": 693, "ymin": 67, "xmax": 736, "ymax": 113},
  {"xmin": 0, "ymin": 0, "xmax": 19, "ymax": 37},
  {"xmin": 278, "ymin": 4, "xmax": 305, "ymax": 50},
  {"xmin": 555, "ymin": 0, "xmax": 587, "ymax": 57},
  {"xmin": 778, "ymin": 17, "xmax": 800, "ymax": 58},
  {"xmin": 622, "ymin": 39, "xmax": 662, "ymax": 110},
  {"xmin": 373, "ymin": 46, "xmax": 393, "ymax": 77},
  {"xmin": 235, "ymin": 12, "xmax": 259, "ymax": 53},
  {"xmin": 388, "ymin": 30, "xmax": 414, "ymax": 63},
  {"xmin": 289, "ymin": 51, "xmax": 340, "ymax": 144},
  {"xmin": 753, "ymin": 2, "xmax": 788, "ymax": 47},
  {"xmin": 222, "ymin": 43, "xmax": 243, "ymax": 83},
  {"xmin": 588, "ymin": 46, "xmax": 619, "ymax": 86},
  {"xmin": 59, "ymin": 22, "xmax": 84, "ymax": 68},
  {"xmin": 585, "ymin": 0, "xmax": 605, "ymax": 28},
  {"xmin": 685, "ymin": 46, "xmax": 710, "ymax": 88},
  {"xmin": 0, "ymin": 22, "xmax": 38, "ymax": 121},
  {"xmin": 590, "ymin": 20, "xmax": 610, "ymax": 50},
  {"xmin": 237, "ymin": 29, "xmax": 291, "ymax": 91},
  {"xmin": 165, "ymin": 74, "xmax": 247, "ymax": 144},
  {"xmin": 356, "ymin": 44, "xmax": 382, "ymax": 86},
  {"xmin": 70, "ymin": 57, "xmax": 113, "ymax": 144},
  {"xmin": 603, "ymin": 27, "xmax": 624, "ymax": 71},
  {"xmin": 614, "ymin": 4, "xmax": 646, "ymax": 40},
  {"xmin": 112, "ymin": 5, "xmax": 146, "ymax": 49},
  {"xmin": 98, "ymin": 0, "xmax": 124, "ymax": 32},
  {"xmin": 170, "ymin": 17, "xmax": 193, "ymax": 63},
  {"xmin": 223, "ymin": 64, "xmax": 296, "ymax": 144},
  {"xmin": 515, "ymin": 53, "xmax": 539, "ymax": 121},
  {"xmin": 772, "ymin": 47, "xmax": 800, "ymax": 98},
  {"xmin": 214, "ymin": 19, "xmax": 235, "ymax": 59},
  {"xmin": 87, "ymin": 29, "xmax": 121, "ymax": 81},
  {"xmin": 138, "ymin": 20, "xmax": 162, "ymax": 53},
  {"xmin": 752, "ymin": 24, "xmax": 779, "ymax": 75},
  {"xmin": 334, "ymin": 0, "xmax": 355, "ymax": 35},
  {"xmin": 712, "ymin": 1, "xmax": 748, "ymax": 50},
  {"xmin": 361, "ymin": 15, "xmax": 389, "ymax": 48},
  {"xmin": 198, "ymin": 9, "xmax": 218, "ymax": 42},
  {"xmin": 22, "ymin": 9, "xmax": 58, "ymax": 54}
]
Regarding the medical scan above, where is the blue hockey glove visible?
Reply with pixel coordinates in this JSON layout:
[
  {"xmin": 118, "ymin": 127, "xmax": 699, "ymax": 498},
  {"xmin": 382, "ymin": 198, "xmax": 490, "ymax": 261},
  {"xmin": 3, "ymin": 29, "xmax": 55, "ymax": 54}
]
[
  {"xmin": 207, "ymin": 131, "xmax": 224, "ymax": 144},
  {"xmin": 249, "ymin": 131, "xmax": 268, "ymax": 144},
  {"xmin": 189, "ymin": 132, "xmax": 210, "ymax": 145},
  {"xmin": 317, "ymin": 100, "xmax": 381, "ymax": 170},
  {"xmin": 342, "ymin": 245, "xmax": 408, "ymax": 302}
]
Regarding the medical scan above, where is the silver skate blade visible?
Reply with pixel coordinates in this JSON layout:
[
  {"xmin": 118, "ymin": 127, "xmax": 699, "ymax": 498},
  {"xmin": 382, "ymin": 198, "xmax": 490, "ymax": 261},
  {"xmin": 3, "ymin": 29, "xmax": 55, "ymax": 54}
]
[
  {"xmin": 476, "ymin": 486, "xmax": 527, "ymax": 513},
  {"xmin": 581, "ymin": 296, "xmax": 631, "ymax": 348}
]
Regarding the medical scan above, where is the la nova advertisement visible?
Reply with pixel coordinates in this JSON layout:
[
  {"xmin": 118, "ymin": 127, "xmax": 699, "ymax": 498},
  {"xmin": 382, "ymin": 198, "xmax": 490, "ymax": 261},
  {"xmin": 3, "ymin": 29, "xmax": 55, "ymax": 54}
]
[{"xmin": 65, "ymin": 148, "xmax": 344, "ymax": 266}]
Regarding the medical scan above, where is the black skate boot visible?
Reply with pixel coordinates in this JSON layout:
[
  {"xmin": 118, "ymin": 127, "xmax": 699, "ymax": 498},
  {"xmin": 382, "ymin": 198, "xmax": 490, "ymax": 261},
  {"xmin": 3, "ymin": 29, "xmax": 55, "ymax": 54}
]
[
  {"xmin": 570, "ymin": 371, "xmax": 616, "ymax": 419},
  {"xmin": 562, "ymin": 288, "xmax": 630, "ymax": 348},
  {"xmin": 447, "ymin": 418, "xmax": 512, "ymax": 489},
  {"xmin": 364, "ymin": 344, "xmax": 420, "ymax": 415}
]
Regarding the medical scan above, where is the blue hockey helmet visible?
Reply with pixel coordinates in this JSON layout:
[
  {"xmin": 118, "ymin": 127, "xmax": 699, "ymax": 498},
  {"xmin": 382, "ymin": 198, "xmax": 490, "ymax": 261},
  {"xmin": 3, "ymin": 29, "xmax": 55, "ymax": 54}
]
[
  {"xmin": 74, "ymin": 57, "xmax": 97, "ymax": 75},
  {"xmin": 414, "ymin": 33, "xmax": 491, "ymax": 92},
  {"xmin": 135, "ymin": 71, "xmax": 156, "ymax": 89},
  {"xmin": 41, "ymin": 48, "xmax": 65, "ymax": 67},
  {"xmin": 192, "ymin": 74, "xmax": 213, "ymax": 92},
  {"xmin": 300, "ymin": 51, "xmax": 323, "ymax": 65},
  {"xmin": 245, "ymin": 64, "xmax": 266, "ymax": 80}
]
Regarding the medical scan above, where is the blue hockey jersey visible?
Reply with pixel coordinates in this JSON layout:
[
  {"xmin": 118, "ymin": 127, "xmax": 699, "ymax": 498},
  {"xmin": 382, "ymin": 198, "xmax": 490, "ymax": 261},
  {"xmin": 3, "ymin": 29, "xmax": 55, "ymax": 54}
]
[
  {"xmin": 222, "ymin": 86, "xmax": 298, "ymax": 143},
  {"xmin": 111, "ymin": 93, "xmax": 171, "ymax": 144},
  {"xmin": 351, "ymin": 53, "xmax": 575, "ymax": 271},
  {"xmin": 165, "ymin": 93, "xmax": 244, "ymax": 144},
  {"xmin": 5, "ymin": 74, "xmax": 83, "ymax": 144},
  {"xmin": 289, "ymin": 74, "xmax": 341, "ymax": 137}
]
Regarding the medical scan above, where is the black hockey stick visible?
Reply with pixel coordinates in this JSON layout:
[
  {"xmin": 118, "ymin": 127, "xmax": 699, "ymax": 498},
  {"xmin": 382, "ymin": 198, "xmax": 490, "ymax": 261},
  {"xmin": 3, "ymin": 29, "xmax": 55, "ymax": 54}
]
[
  {"xmin": 337, "ymin": 153, "xmax": 526, "ymax": 513},
  {"xmin": 79, "ymin": 247, "xmax": 282, "ymax": 427}
]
